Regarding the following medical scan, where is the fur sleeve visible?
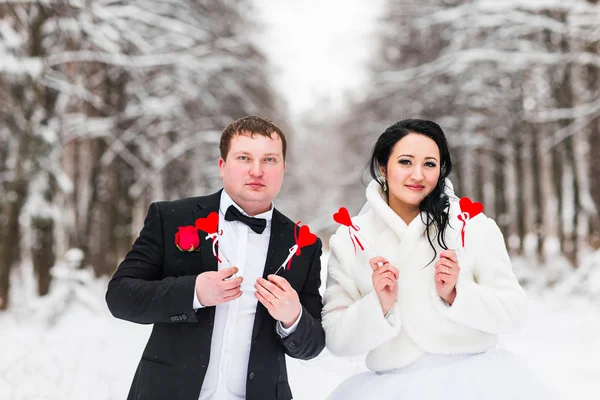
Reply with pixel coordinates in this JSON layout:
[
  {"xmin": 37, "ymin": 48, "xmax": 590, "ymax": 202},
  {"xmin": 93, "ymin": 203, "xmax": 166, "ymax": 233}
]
[
  {"xmin": 322, "ymin": 236, "xmax": 402, "ymax": 357},
  {"xmin": 431, "ymin": 218, "xmax": 528, "ymax": 334}
]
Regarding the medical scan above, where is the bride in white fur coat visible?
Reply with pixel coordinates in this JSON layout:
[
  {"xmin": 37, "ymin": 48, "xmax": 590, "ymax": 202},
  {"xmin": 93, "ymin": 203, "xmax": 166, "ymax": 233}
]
[{"xmin": 322, "ymin": 119, "xmax": 554, "ymax": 400}]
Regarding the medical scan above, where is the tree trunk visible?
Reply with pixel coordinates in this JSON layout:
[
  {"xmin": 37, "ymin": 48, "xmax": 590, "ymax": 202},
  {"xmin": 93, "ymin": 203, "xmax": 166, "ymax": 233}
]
[
  {"xmin": 89, "ymin": 147, "xmax": 118, "ymax": 277},
  {"xmin": 552, "ymin": 145, "xmax": 566, "ymax": 255},
  {"xmin": 461, "ymin": 145, "xmax": 475, "ymax": 198},
  {"xmin": 590, "ymin": 121, "xmax": 600, "ymax": 249},
  {"xmin": 112, "ymin": 72, "xmax": 135, "ymax": 267},
  {"xmin": 493, "ymin": 137, "xmax": 508, "ymax": 237},
  {"xmin": 480, "ymin": 147, "xmax": 494, "ymax": 219},
  {"xmin": 513, "ymin": 133, "xmax": 526, "ymax": 255},
  {"xmin": 0, "ymin": 134, "xmax": 31, "ymax": 310},
  {"xmin": 69, "ymin": 137, "xmax": 102, "ymax": 266},
  {"xmin": 537, "ymin": 125, "xmax": 560, "ymax": 263},
  {"xmin": 587, "ymin": 0, "xmax": 600, "ymax": 248},
  {"xmin": 531, "ymin": 126, "xmax": 544, "ymax": 262},
  {"xmin": 62, "ymin": 139, "xmax": 79, "ymax": 251},
  {"xmin": 474, "ymin": 147, "xmax": 485, "ymax": 208},
  {"xmin": 505, "ymin": 133, "xmax": 519, "ymax": 255},
  {"xmin": 116, "ymin": 157, "xmax": 135, "ymax": 271},
  {"xmin": 555, "ymin": 17, "xmax": 579, "ymax": 266},
  {"xmin": 521, "ymin": 131, "xmax": 537, "ymax": 259},
  {"xmin": 31, "ymin": 214, "xmax": 55, "ymax": 296},
  {"xmin": 450, "ymin": 144, "xmax": 463, "ymax": 196}
]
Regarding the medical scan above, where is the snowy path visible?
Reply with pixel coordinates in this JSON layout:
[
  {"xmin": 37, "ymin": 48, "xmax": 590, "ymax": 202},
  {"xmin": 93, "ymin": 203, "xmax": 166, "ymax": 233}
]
[{"xmin": 1, "ymin": 291, "xmax": 597, "ymax": 399}]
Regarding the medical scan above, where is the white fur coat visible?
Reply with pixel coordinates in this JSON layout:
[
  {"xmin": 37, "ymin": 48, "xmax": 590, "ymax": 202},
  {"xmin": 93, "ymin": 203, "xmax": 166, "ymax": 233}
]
[{"xmin": 322, "ymin": 180, "xmax": 528, "ymax": 371}]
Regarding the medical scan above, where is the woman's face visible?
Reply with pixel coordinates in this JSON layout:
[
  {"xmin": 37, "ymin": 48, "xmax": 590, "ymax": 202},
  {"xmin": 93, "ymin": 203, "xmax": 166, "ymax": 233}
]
[{"xmin": 382, "ymin": 133, "xmax": 441, "ymax": 213}]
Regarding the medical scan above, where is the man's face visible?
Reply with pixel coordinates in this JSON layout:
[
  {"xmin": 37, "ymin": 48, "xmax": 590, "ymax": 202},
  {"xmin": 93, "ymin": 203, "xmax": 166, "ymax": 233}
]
[{"xmin": 219, "ymin": 133, "xmax": 285, "ymax": 216}]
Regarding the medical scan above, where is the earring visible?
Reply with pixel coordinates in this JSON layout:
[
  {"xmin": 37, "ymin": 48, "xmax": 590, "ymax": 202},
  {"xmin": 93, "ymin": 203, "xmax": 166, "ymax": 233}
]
[{"xmin": 382, "ymin": 177, "xmax": 388, "ymax": 192}]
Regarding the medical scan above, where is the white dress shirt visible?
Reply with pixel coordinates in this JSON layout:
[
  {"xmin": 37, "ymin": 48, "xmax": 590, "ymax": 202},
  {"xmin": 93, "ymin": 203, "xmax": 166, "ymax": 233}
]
[{"xmin": 194, "ymin": 190, "xmax": 301, "ymax": 400}]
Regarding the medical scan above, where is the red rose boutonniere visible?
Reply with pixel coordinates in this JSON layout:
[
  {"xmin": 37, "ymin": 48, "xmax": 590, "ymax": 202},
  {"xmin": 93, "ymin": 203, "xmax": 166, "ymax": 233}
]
[{"xmin": 175, "ymin": 226, "xmax": 200, "ymax": 252}]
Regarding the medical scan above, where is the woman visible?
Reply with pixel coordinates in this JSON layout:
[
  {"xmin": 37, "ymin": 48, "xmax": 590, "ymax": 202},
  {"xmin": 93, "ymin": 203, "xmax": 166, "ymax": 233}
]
[{"xmin": 322, "ymin": 119, "xmax": 553, "ymax": 399}]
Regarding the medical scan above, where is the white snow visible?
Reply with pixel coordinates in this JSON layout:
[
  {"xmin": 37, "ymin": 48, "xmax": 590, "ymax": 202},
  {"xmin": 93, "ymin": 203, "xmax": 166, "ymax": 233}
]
[
  {"xmin": 0, "ymin": 253, "xmax": 598, "ymax": 399},
  {"xmin": 0, "ymin": 54, "xmax": 43, "ymax": 77},
  {"xmin": 2, "ymin": 1, "xmax": 599, "ymax": 399}
]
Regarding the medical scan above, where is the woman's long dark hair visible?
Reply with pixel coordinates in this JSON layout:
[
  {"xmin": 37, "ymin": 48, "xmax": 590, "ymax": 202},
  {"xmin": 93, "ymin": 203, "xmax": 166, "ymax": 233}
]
[{"xmin": 368, "ymin": 119, "xmax": 453, "ymax": 266}]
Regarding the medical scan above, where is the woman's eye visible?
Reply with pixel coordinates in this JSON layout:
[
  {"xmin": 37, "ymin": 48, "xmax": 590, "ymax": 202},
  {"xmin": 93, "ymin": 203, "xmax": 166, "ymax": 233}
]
[
  {"xmin": 425, "ymin": 162, "xmax": 437, "ymax": 168},
  {"xmin": 399, "ymin": 159, "xmax": 411, "ymax": 165}
]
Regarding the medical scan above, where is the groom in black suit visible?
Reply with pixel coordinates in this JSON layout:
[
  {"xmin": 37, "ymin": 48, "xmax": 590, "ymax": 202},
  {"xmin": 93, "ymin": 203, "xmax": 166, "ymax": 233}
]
[{"xmin": 106, "ymin": 116, "xmax": 325, "ymax": 400}]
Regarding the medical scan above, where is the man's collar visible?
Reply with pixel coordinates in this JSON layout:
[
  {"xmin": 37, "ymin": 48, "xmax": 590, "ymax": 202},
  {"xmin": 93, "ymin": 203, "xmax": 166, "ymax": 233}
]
[{"xmin": 220, "ymin": 190, "xmax": 274, "ymax": 223}]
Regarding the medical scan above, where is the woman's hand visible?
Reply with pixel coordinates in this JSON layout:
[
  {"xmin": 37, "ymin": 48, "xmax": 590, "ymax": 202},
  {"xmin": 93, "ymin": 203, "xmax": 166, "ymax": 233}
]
[
  {"xmin": 369, "ymin": 256, "xmax": 399, "ymax": 315},
  {"xmin": 434, "ymin": 250, "xmax": 460, "ymax": 305}
]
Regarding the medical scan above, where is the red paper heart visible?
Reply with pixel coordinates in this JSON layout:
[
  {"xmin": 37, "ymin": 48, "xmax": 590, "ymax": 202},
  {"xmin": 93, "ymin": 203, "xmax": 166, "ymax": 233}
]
[
  {"xmin": 333, "ymin": 207, "xmax": 352, "ymax": 227},
  {"xmin": 195, "ymin": 212, "xmax": 219, "ymax": 234},
  {"xmin": 296, "ymin": 225, "xmax": 317, "ymax": 248},
  {"xmin": 459, "ymin": 197, "xmax": 483, "ymax": 219}
]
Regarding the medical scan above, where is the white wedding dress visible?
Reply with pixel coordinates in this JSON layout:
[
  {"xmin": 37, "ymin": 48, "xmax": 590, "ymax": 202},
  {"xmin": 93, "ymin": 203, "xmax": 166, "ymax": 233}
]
[
  {"xmin": 327, "ymin": 179, "xmax": 554, "ymax": 399},
  {"xmin": 327, "ymin": 349, "xmax": 555, "ymax": 400}
]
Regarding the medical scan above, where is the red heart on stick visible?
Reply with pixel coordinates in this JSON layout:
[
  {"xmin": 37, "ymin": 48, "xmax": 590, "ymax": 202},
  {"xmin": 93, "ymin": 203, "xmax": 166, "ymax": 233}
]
[
  {"xmin": 333, "ymin": 207, "xmax": 352, "ymax": 227},
  {"xmin": 195, "ymin": 212, "xmax": 219, "ymax": 234},
  {"xmin": 296, "ymin": 225, "xmax": 317, "ymax": 249},
  {"xmin": 459, "ymin": 197, "xmax": 483, "ymax": 219}
]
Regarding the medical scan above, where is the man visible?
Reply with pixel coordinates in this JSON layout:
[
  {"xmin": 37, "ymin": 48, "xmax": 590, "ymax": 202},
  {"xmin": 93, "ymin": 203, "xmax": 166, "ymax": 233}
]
[{"xmin": 106, "ymin": 116, "xmax": 325, "ymax": 400}]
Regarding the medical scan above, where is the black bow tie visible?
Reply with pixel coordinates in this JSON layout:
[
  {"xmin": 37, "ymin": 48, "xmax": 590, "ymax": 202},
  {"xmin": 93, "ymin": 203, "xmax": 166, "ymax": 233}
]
[{"xmin": 224, "ymin": 205, "xmax": 267, "ymax": 234}]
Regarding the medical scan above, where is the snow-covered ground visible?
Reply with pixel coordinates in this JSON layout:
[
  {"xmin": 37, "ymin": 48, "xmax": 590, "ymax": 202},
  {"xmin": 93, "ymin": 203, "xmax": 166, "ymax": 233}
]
[{"xmin": 0, "ymin": 258, "xmax": 598, "ymax": 400}]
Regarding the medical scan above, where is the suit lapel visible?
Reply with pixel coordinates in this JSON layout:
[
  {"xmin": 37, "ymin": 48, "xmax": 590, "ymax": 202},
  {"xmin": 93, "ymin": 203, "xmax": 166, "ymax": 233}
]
[
  {"xmin": 263, "ymin": 209, "xmax": 292, "ymax": 278},
  {"xmin": 251, "ymin": 209, "xmax": 291, "ymax": 341},
  {"xmin": 195, "ymin": 190, "xmax": 222, "ymax": 273}
]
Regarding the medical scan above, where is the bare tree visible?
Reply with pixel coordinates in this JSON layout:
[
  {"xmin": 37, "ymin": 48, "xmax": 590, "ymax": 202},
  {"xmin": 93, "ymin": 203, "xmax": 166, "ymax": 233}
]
[
  {"xmin": 585, "ymin": 0, "xmax": 600, "ymax": 248},
  {"xmin": 0, "ymin": 2, "xmax": 60, "ymax": 308},
  {"xmin": 0, "ymin": 0, "xmax": 285, "ymax": 309}
]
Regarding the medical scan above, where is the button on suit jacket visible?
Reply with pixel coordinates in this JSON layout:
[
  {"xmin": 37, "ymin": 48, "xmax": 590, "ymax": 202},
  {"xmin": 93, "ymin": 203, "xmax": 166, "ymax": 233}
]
[{"xmin": 106, "ymin": 190, "xmax": 326, "ymax": 400}]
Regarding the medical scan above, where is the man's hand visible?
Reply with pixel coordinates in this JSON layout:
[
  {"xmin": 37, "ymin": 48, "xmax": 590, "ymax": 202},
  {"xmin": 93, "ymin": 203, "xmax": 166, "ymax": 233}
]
[
  {"xmin": 195, "ymin": 267, "xmax": 243, "ymax": 306},
  {"xmin": 369, "ymin": 256, "xmax": 399, "ymax": 315},
  {"xmin": 254, "ymin": 274, "xmax": 301, "ymax": 328}
]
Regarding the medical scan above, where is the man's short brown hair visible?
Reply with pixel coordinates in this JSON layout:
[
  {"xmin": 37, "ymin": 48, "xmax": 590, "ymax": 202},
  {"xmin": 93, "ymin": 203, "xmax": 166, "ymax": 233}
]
[{"xmin": 220, "ymin": 115, "xmax": 287, "ymax": 161}]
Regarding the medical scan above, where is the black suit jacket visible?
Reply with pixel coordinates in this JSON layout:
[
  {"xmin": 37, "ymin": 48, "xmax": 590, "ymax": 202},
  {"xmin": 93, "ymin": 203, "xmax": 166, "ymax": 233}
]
[{"xmin": 106, "ymin": 191, "xmax": 325, "ymax": 400}]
